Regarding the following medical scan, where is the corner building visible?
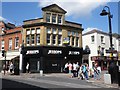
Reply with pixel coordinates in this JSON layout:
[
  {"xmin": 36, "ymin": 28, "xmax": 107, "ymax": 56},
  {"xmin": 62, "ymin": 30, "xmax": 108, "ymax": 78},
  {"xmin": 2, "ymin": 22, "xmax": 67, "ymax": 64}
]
[{"xmin": 22, "ymin": 4, "xmax": 83, "ymax": 73}]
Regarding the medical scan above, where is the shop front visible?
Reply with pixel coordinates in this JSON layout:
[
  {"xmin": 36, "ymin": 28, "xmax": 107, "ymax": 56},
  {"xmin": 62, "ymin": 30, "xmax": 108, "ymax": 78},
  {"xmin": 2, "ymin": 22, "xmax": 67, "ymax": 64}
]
[{"xmin": 22, "ymin": 46, "xmax": 83, "ymax": 73}]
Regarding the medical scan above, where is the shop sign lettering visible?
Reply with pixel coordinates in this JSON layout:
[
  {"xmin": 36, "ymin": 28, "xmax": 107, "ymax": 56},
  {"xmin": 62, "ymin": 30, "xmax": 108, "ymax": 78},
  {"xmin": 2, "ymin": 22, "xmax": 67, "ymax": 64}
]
[
  {"xmin": 26, "ymin": 50, "xmax": 39, "ymax": 54},
  {"xmin": 69, "ymin": 51, "xmax": 80, "ymax": 55},
  {"xmin": 48, "ymin": 50, "xmax": 62, "ymax": 55}
]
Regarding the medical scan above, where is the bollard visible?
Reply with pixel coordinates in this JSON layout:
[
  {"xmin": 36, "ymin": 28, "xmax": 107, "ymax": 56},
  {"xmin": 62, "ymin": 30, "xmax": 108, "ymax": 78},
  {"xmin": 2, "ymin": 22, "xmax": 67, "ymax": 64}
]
[
  {"xmin": 104, "ymin": 74, "xmax": 111, "ymax": 84},
  {"xmin": 40, "ymin": 70, "xmax": 43, "ymax": 76}
]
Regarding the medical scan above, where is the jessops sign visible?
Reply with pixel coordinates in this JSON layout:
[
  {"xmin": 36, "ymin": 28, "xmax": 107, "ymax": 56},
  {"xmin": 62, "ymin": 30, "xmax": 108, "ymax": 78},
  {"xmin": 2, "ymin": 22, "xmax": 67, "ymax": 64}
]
[
  {"xmin": 48, "ymin": 50, "xmax": 62, "ymax": 55},
  {"xmin": 26, "ymin": 50, "xmax": 39, "ymax": 54},
  {"xmin": 69, "ymin": 51, "xmax": 80, "ymax": 55}
]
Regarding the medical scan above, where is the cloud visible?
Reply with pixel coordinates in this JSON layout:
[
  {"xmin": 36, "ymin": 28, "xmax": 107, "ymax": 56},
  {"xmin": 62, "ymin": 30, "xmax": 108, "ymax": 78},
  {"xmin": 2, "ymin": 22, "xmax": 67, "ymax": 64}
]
[
  {"xmin": 0, "ymin": 16, "xmax": 6, "ymax": 21},
  {"xmin": 38, "ymin": 0, "xmax": 112, "ymax": 18},
  {"xmin": 83, "ymin": 27, "xmax": 102, "ymax": 34}
]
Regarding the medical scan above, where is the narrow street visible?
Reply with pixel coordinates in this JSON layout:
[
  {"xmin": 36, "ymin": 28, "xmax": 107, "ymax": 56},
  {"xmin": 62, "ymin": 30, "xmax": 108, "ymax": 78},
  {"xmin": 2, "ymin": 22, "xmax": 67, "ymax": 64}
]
[{"xmin": 1, "ymin": 73, "xmax": 119, "ymax": 90}]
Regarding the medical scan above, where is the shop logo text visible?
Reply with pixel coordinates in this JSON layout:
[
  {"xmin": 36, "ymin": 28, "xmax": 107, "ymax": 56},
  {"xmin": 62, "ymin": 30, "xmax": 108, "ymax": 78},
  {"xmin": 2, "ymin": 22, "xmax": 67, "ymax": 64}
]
[{"xmin": 48, "ymin": 50, "xmax": 62, "ymax": 55}]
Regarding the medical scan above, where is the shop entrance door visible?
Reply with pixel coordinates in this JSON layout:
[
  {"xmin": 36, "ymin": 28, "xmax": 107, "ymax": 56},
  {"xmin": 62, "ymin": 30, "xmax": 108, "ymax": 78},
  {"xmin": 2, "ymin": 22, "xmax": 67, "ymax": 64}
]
[
  {"xmin": 44, "ymin": 58, "xmax": 62, "ymax": 73},
  {"xmin": 29, "ymin": 58, "xmax": 40, "ymax": 73}
]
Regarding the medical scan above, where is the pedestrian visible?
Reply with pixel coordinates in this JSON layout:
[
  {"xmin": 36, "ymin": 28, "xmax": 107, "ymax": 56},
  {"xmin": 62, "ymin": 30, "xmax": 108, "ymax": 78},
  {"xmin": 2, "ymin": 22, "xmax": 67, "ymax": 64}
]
[
  {"xmin": 63, "ymin": 62, "xmax": 69, "ymax": 73},
  {"xmin": 3, "ymin": 64, "xmax": 6, "ymax": 75},
  {"xmin": 82, "ymin": 63, "xmax": 89, "ymax": 80},
  {"xmin": 93, "ymin": 63, "xmax": 99, "ymax": 80},
  {"xmin": 76, "ymin": 62, "xmax": 80, "ymax": 77},
  {"xmin": 26, "ymin": 62, "xmax": 30, "ymax": 73},
  {"xmin": 68, "ymin": 62, "xmax": 73, "ymax": 78},
  {"xmin": 97, "ymin": 65, "xmax": 101, "ymax": 80},
  {"xmin": 78, "ymin": 64, "xmax": 85, "ymax": 80},
  {"xmin": 9, "ymin": 62, "xmax": 14, "ymax": 74},
  {"xmin": 72, "ymin": 63, "xmax": 77, "ymax": 78},
  {"xmin": 68, "ymin": 62, "xmax": 72, "ymax": 74}
]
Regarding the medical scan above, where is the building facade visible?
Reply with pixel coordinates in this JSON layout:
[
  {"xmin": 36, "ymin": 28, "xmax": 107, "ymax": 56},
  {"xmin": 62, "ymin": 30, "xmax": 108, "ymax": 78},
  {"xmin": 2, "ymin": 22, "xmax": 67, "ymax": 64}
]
[
  {"xmin": 21, "ymin": 4, "xmax": 84, "ymax": 73},
  {"xmin": 82, "ymin": 29, "xmax": 120, "ymax": 70},
  {"xmin": 0, "ymin": 21, "xmax": 22, "ymax": 71}
]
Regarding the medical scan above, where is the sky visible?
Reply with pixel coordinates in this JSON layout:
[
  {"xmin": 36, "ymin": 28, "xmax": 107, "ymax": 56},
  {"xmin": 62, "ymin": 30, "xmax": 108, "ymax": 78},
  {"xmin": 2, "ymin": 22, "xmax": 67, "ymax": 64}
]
[{"xmin": 0, "ymin": 0, "xmax": 120, "ymax": 34}]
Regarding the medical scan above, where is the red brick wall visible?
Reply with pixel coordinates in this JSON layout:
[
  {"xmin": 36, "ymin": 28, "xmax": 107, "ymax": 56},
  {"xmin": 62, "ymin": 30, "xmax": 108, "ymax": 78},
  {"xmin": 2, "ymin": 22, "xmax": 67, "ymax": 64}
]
[{"xmin": 0, "ymin": 26, "xmax": 22, "ymax": 51}]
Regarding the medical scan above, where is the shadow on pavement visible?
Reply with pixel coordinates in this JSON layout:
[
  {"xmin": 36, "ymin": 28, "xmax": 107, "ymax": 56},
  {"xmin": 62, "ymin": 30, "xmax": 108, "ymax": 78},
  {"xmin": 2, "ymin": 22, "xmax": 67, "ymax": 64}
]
[{"xmin": 2, "ymin": 78, "xmax": 48, "ymax": 90}]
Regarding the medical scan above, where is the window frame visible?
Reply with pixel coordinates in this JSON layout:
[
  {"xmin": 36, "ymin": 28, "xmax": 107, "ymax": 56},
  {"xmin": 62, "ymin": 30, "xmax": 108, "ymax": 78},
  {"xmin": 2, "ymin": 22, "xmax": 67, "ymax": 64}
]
[{"xmin": 15, "ymin": 37, "xmax": 19, "ymax": 49}]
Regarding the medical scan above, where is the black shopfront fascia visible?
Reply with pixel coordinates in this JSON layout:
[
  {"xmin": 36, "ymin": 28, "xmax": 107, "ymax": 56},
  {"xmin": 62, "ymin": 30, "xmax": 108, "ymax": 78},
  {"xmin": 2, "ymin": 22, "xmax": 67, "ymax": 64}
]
[{"xmin": 22, "ymin": 46, "xmax": 83, "ymax": 73}]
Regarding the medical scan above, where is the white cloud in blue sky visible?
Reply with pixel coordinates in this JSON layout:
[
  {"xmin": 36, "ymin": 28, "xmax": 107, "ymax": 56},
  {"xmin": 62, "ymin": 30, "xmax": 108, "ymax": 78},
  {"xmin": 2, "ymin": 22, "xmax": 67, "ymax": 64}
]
[
  {"xmin": 0, "ymin": 16, "xmax": 6, "ymax": 21},
  {"xmin": 39, "ymin": 0, "xmax": 119, "ymax": 18}
]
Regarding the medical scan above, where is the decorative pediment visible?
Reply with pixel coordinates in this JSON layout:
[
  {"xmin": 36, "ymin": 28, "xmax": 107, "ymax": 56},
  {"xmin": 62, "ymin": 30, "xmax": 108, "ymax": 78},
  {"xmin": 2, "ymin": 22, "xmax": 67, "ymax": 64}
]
[{"xmin": 42, "ymin": 4, "xmax": 67, "ymax": 14}]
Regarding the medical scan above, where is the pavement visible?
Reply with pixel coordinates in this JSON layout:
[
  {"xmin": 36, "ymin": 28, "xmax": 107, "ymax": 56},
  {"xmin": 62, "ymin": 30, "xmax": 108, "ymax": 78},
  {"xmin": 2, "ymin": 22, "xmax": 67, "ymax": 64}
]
[{"xmin": 1, "ymin": 71, "xmax": 119, "ymax": 89}]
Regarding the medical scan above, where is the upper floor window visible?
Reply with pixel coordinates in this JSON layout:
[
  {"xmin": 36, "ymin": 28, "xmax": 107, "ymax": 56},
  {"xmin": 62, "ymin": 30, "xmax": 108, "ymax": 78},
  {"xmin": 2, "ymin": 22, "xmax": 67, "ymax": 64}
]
[
  {"xmin": 46, "ymin": 13, "xmax": 51, "ymax": 23},
  {"xmin": 72, "ymin": 37, "xmax": 75, "ymax": 46},
  {"xmin": 1, "ymin": 40, "xmax": 4, "ymax": 50},
  {"xmin": 31, "ymin": 29, "xmax": 35, "ymax": 34},
  {"xmin": 26, "ymin": 35, "xmax": 30, "ymax": 45},
  {"xmin": 58, "ymin": 29, "xmax": 62, "ymax": 35},
  {"xmin": 36, "ymin": 28, "xmax": 40, "ymax": 34},
  {"xmin": 76, "ymin": 37, "xmax": 79, "ymax": 47},
  {"xmin": 31, "ymin": 35, "xmax": 35, "ymax": 45},
  {"xmin": 15, "ymin": 37, "xmax": 19, "ymax": 49},
  {"xmin": 52, "ymin": 14, "xmax": 56, "ymax": 23},
  {"xmin": 26, "ymin": 29, "xmax": 30, "ymax": 35},
  {"xmin": 91, "ymin": 35, "xmax": 94, "ymax": 43},
  {"xmin": 68, "ymin": 31, "xmax": 71, "ymax": 36},
  {"xmin": 47, "ymin": 28, "xmax": 51, "ymax": 34},
  {"xmin": 9, "ymin": 38, "xmax": 12, "ymax": 50},
  {"xmin": 76, "ymin": 32, "xmax": 79, "ymax": 37},
  {"xmin": 47, "ymin": 34, "xmax": 51, "ymax": 45},
  {"xmin": 52, "ymin": 28, "xmax": 57, "ymax": 34},
  {"xmin": 58, "ymin": 15, "xmax": 62, "ymax": 24},
  {"xmin": 101, "ymin": 36, "xmax": 105, "ymax": 44},
  {"xmin": 72, "ymin": 32, "xmax": 75, "ymax": 36},
  {"xmin": 58, "ymin": 35, "xmax": 62, "ymax": 46},
  {"xmin": 52, "ymin": 34, "xmax": 56, "ymax": 45},
  {"xmin": 36, "ymin": 34, "xmax": 40, "ymax": 45}
]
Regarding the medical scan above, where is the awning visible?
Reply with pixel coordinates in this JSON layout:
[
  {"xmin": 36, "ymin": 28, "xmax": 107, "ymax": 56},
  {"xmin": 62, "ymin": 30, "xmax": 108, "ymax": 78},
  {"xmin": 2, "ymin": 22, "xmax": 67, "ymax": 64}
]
[
  {"xmin": 0, "ymin": 51, "xmax": 20, "ymax": 61},
  {"xmin": 0, "ymin": 55, "xmax": 19, "ymax": 61}
]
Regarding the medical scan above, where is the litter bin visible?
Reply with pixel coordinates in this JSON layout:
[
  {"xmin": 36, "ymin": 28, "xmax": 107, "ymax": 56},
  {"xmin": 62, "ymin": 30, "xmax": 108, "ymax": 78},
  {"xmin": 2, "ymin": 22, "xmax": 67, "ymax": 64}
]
[{"xmin": 108, "ymin": 61, "xmax": 118, "ymax": 84}]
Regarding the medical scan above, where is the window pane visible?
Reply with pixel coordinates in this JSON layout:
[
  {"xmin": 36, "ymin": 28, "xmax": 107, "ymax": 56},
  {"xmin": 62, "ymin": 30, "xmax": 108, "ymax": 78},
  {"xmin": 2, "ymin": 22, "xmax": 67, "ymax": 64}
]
[
  {"xmin": 53, "ymin": 34, "xmax": 56, "ymax": 44},
  {"xmin": 68, "ymin": 31, "xmax": 71, "ymax": 36},
  {"xmin": 101, "ymin": 36, "xmax": 104, "ymax": 43},
  {"xmin": 36, "ymin": 34, "xmax": 40, "ymax": 44},
  {"xmin": 9, "ymin": 38, "xmax": 12, "ymax": 50},
  {"xmin": 76, "ymin": 37, "xmax": 79, "ymax": 47},
  {"xmin": 58, "ymin": 29, "xmax": 62, "ymax": 34},
  {"xmin": 72, "ymin": 32, "xmax": 75, "ymax": 36},
  {"xmin": 26, "ymin": 29, "xmax": 30, "ymax": 35},
  {"xmin": 58, "ymin": 35, "xmax": 62, "ymax": 45},
  {"xmin": 1, "ymin": 40, "xmax": 4, "ymax": 50},
  {"xmin": 47, "ymin": 28, "xmax": 51, "ymax": 33},
  {"xmin": 91, "ymin": 36, "xmax": 94, "ymax": 43},
  {"xmin": 31, "ymin": 29, "xmax": 35, "ymax": 34},
  {"xmin": 46, "ymin": 13, "xmax": 51, "ymax": 23},
  {"xmin": 36, "ymin": 28, "xmax": 40, "ymax": 33},
  {"xmin": 72, "ymin": 37, "xmax": 75, "ymax": 46},
  {"xmin": 31, "ymin": 35, "xmax": 34, "ymax": 44},
  {"xmin": 15, "ymin": 37, "xmax": 19, "ymax": 48},
  {"xmin": 76, "ymin": 32, "xmax": 79, "ymax": 37},
  {"xmin": 52, "ymin": 28, "xmax": 57, "ymax": 34},
  {"xmin": 58, "ymin": 15, "xmax": 62, "ymax": 24},
  {"xmin": 26, "ymin": 35, "xmax": 30, "ymax": 44},
  {"xmin": 47, "ymin": 34, "xmax": 50, "ymax": 44},
  {"xmin": 52, "ymin": 14, "xmax": 56, "ymax": 23}
]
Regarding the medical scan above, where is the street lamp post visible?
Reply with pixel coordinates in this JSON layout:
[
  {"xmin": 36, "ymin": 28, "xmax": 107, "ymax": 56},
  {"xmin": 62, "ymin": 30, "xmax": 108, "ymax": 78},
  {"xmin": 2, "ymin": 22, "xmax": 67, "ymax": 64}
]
[{"xmin": 100, "ymin": 6, "xmax": 113, "ymax": 59}]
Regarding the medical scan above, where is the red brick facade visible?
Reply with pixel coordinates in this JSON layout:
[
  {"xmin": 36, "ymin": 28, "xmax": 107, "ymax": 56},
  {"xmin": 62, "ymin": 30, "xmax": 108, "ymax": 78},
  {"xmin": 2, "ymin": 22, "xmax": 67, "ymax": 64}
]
[{"xmin": 0, "ymin": 21, "xmax": 22, "ymax": 51}]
